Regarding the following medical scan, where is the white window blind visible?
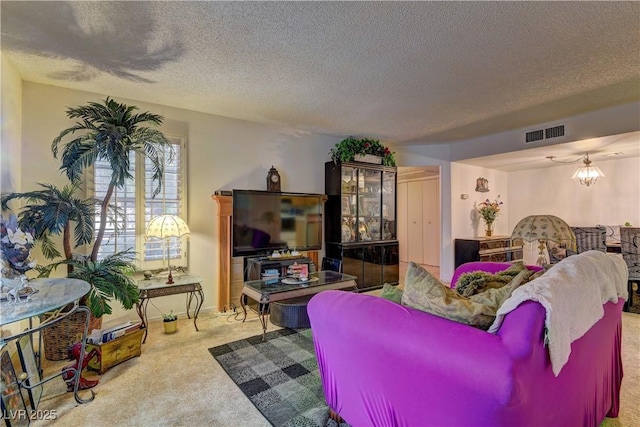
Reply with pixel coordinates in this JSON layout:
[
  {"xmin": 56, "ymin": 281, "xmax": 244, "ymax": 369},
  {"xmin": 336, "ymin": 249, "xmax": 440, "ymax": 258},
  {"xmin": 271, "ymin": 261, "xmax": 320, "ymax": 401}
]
[{"xmin": 93, "ymin": 137, "xmax": 188, "ymax": 270}]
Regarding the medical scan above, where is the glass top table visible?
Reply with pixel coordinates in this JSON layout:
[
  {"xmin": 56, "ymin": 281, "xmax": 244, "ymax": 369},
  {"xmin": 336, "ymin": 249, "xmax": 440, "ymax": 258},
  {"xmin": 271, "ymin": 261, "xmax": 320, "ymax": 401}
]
[
  {"xmin": 135, "ymin": 274, "xmax": 204, "ymax": 343},
  {"xmin": 241, "ymin": 270, "xmax": 357, "ymax": 337},
  {"xmin": 0, "ymin": 278, "xmax": 90, "ymax": 326},
  {"xmin": 0, "ymin": 277, "xmax": 95, "ymax": 405}
]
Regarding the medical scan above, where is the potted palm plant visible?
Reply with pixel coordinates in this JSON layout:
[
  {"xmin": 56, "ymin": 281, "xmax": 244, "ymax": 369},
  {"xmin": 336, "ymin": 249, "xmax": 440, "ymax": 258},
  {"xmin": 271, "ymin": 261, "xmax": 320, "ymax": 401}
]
[{"xmin": 1, "ymin": 97, "xmax": 174, "ymax": 359}]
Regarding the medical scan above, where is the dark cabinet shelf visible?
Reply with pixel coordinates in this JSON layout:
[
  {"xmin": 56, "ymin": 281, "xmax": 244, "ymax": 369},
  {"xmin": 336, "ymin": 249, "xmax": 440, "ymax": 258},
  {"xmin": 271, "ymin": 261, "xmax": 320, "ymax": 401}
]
[
  {"xmin": 325, "ymin": 161, "xmax": 399, "ymax": 291},
  {"xmin": 454, "ymin": 236, "xmax": 523, "ymax": 269}
]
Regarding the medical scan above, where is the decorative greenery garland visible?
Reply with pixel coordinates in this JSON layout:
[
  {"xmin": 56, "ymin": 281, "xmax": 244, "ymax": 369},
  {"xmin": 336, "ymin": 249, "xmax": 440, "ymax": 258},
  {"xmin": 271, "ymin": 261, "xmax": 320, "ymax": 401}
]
[{"xmin": 329, "ymin": 136, "xmax": 396, "ymax": 166}]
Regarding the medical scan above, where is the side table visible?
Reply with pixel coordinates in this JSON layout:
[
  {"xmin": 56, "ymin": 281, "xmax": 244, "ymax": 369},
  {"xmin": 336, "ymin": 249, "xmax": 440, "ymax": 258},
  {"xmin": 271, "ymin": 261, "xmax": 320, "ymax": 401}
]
[{"xmin": 136, "ymin": 275, "xmax": 204, "ymax": 343}]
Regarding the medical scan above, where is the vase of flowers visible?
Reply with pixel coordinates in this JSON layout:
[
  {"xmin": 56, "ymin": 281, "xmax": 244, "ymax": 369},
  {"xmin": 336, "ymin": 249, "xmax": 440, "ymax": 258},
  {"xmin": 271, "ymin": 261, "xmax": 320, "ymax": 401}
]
[
  {"xmin": 329, "ymin": 136, "xmax": 396, "ymax": 166},
  {"xmin": 1, "ymin": 214, "xmax": 37, "ymax": 279},
  {"xmin": 478, "ymin": 196, "xmax": 503, "ymax": 237}
]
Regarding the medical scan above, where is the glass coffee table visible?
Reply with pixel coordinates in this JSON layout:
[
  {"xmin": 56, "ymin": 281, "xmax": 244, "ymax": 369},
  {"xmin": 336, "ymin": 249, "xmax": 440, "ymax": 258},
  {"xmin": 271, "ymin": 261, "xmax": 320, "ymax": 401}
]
[{"xmin": 241, "ymin": 270, "xmax": 357, "ymax": 338}]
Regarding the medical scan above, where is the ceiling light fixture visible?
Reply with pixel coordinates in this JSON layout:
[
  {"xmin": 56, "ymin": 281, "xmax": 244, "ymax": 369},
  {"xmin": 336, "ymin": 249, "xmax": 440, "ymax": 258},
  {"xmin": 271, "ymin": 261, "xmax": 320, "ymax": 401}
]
[
  {"xmin": 546, "ymin": 152, "xmax": 605, "ymax": 187},
  {"xmin": 570, "ymin": 152, "xmax": 605, "ymax": 187}
]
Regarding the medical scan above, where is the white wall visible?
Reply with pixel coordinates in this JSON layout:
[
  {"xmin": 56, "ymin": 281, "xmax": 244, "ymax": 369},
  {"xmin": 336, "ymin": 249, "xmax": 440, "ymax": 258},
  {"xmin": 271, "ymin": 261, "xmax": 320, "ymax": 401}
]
[
  {"xmin": 448, "ymin": 162, "xmax": 509, "ymax": 279},
  {"xmin": 19, "ymin": 83, "xmax": 339, "ymax": 323},
  {"xmin": 1, "ymin": 53, "xmax": 22, "ymax": 193},
  {"xmin": 508, "ymin": 156, "xmax": 640, "ymax": 229},
  {"xmin": 1, "ymin": 53, "xmax": 25, "ymax": 336}
]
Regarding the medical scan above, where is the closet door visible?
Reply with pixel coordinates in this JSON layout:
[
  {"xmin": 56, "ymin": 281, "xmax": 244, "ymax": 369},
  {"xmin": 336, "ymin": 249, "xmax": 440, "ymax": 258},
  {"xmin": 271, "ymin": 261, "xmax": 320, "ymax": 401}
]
[
  {"xmin": 407, "ymin": 181, "xmax": 424, "ymax": 264},
  {"xmin": 397, "ymin": 182, "xmax": 408, "ymax": 262},
  {"xmin": 422, "ymin": 179, "xmax": 440, "ymax": 266}
]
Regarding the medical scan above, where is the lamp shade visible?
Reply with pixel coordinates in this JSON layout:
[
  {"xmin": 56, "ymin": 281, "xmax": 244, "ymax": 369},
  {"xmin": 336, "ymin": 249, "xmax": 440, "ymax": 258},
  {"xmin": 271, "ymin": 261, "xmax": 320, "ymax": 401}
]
[
  {"xmin": 571, "ymin": 153, "xmax": 605, "ymax": 187},
  {"xmin": 510, "ymin": 215, "xmax": 576, "ymax": 252},
  {"xmin": 571, "ymin": 165, "xmax": 605, "ymax": 187},
  {"xmin": 145, "ymin": 215, "xmax": 191, "ymax": 240}
]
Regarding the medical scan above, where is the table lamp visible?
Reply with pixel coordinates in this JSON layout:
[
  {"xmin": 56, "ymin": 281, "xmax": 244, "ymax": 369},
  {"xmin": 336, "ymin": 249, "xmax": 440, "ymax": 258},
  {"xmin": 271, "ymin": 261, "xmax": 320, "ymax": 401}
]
[
  {"xmin": 145, "ymin": 215, "xmax": 191, "ymax": 284},
  {"xmin": 510, "ymin": 215, "xmax": 576, "ymax": 266}
]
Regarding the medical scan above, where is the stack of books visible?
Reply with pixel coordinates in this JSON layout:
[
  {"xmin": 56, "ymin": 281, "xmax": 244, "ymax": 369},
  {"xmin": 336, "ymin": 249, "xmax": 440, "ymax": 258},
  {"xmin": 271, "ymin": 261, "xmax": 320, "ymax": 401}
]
[
  {"xmin": 88, "ymin": 321, "xmax": 142, "ymax": 344},
  {"xmin": 261, "ymin": 268, "xmax": 280, "ymax": 285}
]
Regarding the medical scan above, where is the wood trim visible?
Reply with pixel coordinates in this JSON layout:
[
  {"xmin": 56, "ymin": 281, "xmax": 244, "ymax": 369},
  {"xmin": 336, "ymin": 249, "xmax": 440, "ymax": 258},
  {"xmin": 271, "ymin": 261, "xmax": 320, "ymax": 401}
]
[{"xmin": 212, "ymin": 195, "xmax": 232, "ymax": 312}]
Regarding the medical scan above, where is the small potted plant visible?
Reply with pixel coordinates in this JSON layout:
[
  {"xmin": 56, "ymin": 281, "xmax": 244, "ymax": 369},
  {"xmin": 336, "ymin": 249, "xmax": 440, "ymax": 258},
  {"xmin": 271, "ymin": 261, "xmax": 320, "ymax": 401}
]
[{"xmin": 162, "ymin": 310, "xmax": 178, "ymax": 334}]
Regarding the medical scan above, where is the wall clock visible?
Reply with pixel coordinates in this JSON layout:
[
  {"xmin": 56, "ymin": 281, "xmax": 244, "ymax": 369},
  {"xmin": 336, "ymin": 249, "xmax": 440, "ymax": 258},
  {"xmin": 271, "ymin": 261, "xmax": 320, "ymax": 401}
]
[{"xmin": 267, "ymin": 166, "xmax": 281, "ymax": 192}]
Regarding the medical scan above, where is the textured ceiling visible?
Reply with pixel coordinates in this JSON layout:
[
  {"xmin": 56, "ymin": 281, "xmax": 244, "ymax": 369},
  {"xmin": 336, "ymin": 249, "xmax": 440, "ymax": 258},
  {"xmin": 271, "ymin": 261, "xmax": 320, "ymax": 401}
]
[{"xmin": 2, "ymin": 1, "xmax": 639, "ymax": 146}]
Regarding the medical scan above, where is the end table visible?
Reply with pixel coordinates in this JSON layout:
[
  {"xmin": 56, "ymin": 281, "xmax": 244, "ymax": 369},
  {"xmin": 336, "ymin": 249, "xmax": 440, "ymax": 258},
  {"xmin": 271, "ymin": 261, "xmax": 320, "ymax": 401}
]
[{"xmin": 136, "ymin": 275, "xmax": 204, "ymax": 343}]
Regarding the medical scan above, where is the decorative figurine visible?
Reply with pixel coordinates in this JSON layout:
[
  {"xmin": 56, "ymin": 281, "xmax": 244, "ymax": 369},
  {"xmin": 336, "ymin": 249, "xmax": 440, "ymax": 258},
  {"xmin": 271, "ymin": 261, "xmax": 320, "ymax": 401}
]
[{"xmin": 61, "ymin": 342, "xmax": 100, "ymax": 392}]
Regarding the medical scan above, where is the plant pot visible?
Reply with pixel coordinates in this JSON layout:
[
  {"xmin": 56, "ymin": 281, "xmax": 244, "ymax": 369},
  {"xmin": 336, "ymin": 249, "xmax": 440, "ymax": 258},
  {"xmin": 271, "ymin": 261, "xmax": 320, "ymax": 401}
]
[
  {"xmin": 163, "ymin": 319, "xmax": 177, "ymax": 334},
  {"xmin": 354, "ymin": 154, "xmax": 382, "ymax": 164}
]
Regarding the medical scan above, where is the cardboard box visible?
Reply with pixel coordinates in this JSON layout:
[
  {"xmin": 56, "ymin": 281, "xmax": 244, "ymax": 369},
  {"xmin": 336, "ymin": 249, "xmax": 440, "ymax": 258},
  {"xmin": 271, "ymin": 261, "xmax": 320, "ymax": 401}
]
[{"xmin": 86, "ymin": 328, "xmax": 144, "ymax": 374}]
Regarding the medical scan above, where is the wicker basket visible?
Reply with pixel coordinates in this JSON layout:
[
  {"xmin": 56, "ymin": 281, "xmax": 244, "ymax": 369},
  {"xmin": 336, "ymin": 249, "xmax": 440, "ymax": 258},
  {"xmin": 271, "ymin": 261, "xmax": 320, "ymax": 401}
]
[
  {"xmin": 41, "ymin": 309, "xmax": 102, "ymax": 361},
  {"xmin": 354, "ymin": 154, "xmax": 382, "ymax": 164}
]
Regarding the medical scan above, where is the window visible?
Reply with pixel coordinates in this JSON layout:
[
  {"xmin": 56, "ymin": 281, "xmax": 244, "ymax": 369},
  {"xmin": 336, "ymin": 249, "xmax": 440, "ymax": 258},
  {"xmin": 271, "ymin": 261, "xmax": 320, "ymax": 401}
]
[{"xmin": 91, "ymin": 136, "xmax": 188, "ymax": 270}]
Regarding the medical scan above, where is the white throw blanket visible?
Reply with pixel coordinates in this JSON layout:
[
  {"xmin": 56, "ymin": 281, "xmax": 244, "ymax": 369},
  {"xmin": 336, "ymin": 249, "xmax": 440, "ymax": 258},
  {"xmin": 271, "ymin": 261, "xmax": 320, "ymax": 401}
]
[{"xmin": 488, "ymin": 251, "xmax": 628, "ymax": 376}]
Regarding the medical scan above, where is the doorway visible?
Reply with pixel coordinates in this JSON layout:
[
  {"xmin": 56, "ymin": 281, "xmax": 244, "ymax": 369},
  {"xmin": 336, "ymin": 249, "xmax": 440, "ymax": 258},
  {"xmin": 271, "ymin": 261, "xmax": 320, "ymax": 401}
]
[{"xmin": 397, "ymin": 166, "xmax": 441, "ymax": 284}]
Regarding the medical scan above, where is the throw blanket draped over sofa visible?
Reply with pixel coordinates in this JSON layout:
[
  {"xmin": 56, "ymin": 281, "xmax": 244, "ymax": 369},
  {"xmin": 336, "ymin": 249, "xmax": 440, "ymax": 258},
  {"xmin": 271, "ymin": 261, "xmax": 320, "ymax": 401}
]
[{"xmin": 308, "ymin": 252, "xmax": 628, "ymax": 427}]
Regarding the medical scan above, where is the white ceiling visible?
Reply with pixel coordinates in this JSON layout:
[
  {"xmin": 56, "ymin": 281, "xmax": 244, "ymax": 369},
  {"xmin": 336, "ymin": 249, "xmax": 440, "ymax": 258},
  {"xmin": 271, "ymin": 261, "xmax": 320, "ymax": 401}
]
[{"xmin": 2, "ymin": 1, "xmax": 639, "ymax": 163}]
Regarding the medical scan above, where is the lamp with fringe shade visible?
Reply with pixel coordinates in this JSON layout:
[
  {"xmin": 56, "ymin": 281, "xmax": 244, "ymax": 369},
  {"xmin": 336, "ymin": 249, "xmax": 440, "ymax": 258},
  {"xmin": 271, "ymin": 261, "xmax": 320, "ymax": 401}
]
[
  {"xmin": 510, "ymin": 215, "xmax": 576, "ymax": 266},
  {"xmin": 145, "ymin": 215, "xmax": 191, "ymax": 284}
]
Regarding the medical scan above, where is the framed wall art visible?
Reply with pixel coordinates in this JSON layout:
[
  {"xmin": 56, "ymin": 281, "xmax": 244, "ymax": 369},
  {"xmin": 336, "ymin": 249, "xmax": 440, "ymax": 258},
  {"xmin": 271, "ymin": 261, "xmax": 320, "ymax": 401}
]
[{"xmin": 475, "ymin": 177, "xmax": 489, "ymax": 192}]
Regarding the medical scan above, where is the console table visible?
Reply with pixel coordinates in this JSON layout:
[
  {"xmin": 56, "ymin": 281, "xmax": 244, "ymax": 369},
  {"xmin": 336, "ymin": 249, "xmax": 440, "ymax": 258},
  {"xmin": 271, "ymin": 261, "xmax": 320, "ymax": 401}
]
[
  {"xmin": 0, "ymin": 278, "xmax": 94, "ymax": 406},
  {"xmin": 136, "ymin": 275, "xmax": 204, "ymax": 343},
  {"xmin": 454, "ymin": 236, "xmax": 524, "ymax": 268}
]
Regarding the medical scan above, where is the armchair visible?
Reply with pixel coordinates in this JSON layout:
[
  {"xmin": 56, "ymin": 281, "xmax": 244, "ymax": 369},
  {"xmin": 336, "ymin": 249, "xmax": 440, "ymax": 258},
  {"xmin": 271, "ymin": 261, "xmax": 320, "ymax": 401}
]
[
  {"xmin": 571, "ymin": 226, "xmax": 606, "ymax": 253},
  {"xmin": 620, "ymin": 226, "xmax": 640, "ymax": 310}
]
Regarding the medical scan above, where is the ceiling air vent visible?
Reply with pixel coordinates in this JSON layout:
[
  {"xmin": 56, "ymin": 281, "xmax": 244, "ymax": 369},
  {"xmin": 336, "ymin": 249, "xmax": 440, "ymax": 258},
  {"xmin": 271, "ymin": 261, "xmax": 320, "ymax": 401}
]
[
  {"xmin": 525, "ymin": 129, "xmax": 544, "ymax": 143},
  {"xmin": 545, "ymin": 125, "xmax": 565, "ymax": 139}
]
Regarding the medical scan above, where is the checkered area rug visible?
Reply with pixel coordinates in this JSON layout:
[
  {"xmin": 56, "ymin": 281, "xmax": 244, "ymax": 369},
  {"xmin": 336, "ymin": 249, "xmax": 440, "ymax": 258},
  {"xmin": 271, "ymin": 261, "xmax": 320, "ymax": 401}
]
[{"xmin": 209, "ymin": 328, "xmax": 348, "ymax": 427}]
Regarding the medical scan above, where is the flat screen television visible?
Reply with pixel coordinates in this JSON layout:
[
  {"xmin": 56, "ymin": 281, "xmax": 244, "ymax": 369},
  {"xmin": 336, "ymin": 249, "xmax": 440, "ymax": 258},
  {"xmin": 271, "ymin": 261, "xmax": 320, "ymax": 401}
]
[{"xmin": 232, "ymin": 190, "xmax": 324, "ymax": 257}]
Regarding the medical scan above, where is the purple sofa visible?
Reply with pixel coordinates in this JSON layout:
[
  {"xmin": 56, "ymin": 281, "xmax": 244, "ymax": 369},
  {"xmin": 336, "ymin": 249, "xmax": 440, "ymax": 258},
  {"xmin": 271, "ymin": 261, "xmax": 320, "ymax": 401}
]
[{"xmin": 308, "ymin": 261, "xmax": 624, "ymax": 427}]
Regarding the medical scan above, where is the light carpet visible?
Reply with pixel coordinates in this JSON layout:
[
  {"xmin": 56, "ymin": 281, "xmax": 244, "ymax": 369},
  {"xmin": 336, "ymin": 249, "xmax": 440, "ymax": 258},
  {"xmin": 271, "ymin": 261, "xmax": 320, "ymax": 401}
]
[{"xmin": 24, "ymin": 308, "xmax": 640, "ymax": 426}]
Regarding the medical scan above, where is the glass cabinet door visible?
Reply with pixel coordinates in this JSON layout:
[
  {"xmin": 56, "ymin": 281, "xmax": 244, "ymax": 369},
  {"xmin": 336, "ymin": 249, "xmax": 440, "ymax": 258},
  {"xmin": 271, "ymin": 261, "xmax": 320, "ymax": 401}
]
[
  {"xmin": 359, "ymin": 168, "xmax": 382, "ymax": 241},
  {"xmin": 336, "ymin": 163, "xmax": 396, "ymax": 244},
  {"xmin": 381, "ymin": 171, "xmax": 396, "ymax": 240},
  {"xmin": 340, "ymin": 166, "xmax": 358, "ymax": 243}
]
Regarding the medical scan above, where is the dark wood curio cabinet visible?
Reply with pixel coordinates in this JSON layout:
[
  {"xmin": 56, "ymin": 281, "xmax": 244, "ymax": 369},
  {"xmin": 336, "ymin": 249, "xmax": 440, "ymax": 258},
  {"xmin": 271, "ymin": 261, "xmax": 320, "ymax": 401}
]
[{"xmin": 325, "ymin": 161, "xmax": 399, "ymax": 291}]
